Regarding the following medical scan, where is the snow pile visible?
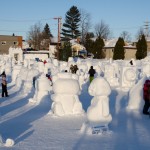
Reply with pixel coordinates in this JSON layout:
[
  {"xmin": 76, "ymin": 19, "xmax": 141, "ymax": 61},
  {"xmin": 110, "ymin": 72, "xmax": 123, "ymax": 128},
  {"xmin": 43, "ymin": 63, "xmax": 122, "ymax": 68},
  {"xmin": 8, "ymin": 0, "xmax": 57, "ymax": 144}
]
[
  {"xmin": 51, "ymin": 72, "xmax": 84, "ymax": 116},
  {"xmin": 87, "ymin": 77, "xmax": 112, "ymax": 126},
  {"xmin": 0, "ymin": 135, "xmax": 14, "ymax": 147}
]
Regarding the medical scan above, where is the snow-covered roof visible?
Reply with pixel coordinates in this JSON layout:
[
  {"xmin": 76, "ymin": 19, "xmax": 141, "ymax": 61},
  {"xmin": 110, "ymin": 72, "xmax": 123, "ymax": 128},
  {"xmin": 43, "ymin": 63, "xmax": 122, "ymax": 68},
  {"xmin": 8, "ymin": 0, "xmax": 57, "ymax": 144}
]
[
  {"xmin": 51, "ymin": 37, "xmax": 58, "ymax": 43},
  {"xmin": 146, "ymin": 37, "xmax": 150, "ymax": 42},
  {"xmin": 104, "ymin": 39, "xmax": 118, "ymax": 47}
]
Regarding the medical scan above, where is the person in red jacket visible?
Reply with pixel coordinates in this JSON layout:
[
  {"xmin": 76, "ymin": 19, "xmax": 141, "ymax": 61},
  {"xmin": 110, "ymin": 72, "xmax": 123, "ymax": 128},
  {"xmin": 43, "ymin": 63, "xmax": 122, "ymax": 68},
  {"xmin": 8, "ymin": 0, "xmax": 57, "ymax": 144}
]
[{"xmin": 143, "ymin": 79, "xmax": 150, "ymax": 115}]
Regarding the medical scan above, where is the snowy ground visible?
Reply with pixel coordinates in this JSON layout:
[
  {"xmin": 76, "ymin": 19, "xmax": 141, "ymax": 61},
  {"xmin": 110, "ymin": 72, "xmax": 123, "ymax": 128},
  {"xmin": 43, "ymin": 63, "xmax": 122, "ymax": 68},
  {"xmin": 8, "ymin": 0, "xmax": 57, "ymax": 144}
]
[{"xmin": 0, "ymin": 81, "xmax": 150, "ymax": 150}]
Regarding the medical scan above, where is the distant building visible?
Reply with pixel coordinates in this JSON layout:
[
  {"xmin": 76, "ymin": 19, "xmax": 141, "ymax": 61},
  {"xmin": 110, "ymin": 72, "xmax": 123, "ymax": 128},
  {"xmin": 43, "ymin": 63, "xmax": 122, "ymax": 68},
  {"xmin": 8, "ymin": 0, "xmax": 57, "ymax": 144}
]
[
  {"xmin": 0, "ymin": 35, "xmax": 22, "ymax": 54},
  {"xmin": 103, "ymin": 39, "xmax": 137, "ymax": 60},
  {"xmin": 70, "ymin": 39, "xmax": 85, "ymax": 56}
]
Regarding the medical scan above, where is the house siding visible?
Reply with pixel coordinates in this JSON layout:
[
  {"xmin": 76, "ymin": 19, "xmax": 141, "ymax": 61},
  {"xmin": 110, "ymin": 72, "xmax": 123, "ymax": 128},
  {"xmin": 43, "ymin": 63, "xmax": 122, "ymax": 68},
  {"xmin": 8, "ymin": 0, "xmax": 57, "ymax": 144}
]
[{"xmin": 0, "ymin": 35, "xmax": 22, "ymax": 54}]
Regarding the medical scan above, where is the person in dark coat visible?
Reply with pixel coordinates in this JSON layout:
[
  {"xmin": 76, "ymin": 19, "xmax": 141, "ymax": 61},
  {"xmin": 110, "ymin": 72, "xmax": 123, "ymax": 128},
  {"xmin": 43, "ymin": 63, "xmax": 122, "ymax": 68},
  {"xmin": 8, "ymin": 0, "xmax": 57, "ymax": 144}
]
[
  {"xmin": 1, "ymin": 71, "xmax": 9, "ymax": 97},
  {"xmin": 143, "ymin": 79, "xmax": 150, "ymax": 115},
  {"xmin": 88, "ymin": 66, "xmax": 96, "ymax": 83}
]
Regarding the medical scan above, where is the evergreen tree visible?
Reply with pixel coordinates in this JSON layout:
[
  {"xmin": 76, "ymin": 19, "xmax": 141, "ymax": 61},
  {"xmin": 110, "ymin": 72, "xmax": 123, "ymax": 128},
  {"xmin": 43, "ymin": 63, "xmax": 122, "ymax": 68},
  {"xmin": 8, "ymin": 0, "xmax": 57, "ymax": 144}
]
[
  {"xmin": 84, "ymin": 33, "xmax": 94, "ymax": 54},
  {"xmin": 136, "ymin": 34, "xmax": 147, "ymax": 59},
  {"xmin": 41, "ymin": 23, "xmax": 53, "ymax": 50},
  {"xmin": 43, "ymin": 23, "xmax": 53, "ymax": 39},
  {"xmin": 113, "ymin": 37, "xmax": 125, "ymax": 60},
  {"xmin": 93, "ymin": 37, "xmax": 105, "ymax": 59},
  {"xmin": 60, "ymin": 41, "xmax": 72, "ymax": 61},
  {"xmin": 61, "ymin": 6, "xmax": 81, "ymax": 40}
]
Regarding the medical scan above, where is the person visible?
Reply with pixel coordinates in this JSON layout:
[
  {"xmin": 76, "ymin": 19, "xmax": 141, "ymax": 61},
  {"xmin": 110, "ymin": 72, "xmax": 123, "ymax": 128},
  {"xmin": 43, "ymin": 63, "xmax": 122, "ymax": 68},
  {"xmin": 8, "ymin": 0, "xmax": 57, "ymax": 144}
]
[
  {"xmin": 129, "ymin": 60, "xmax": 133, "ymax": 65},
  {"xmin": 143, "ymin": 79, "xmax": 150, "ymax": 115},
  {"xmin": 88, "ymin": 66, "xmax": 96, "ymax": 83},
  {"xmin": 1, "ymin": 71, "xmax": 9, "ymax": 97},
  {"xmin": 74, "ymin": 65, "xmax": 78, "ymax": 74},
  {"xmin": 70, "ymin": 64, "xmax": 74, "ymax": 74}
]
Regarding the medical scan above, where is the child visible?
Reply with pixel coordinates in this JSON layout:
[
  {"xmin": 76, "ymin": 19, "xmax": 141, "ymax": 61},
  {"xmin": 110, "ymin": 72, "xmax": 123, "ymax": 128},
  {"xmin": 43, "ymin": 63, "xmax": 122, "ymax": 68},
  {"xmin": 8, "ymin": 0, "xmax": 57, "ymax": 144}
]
[{"xmin": 1, "ymin": 72, "xmax": 9, "ymax": 97}]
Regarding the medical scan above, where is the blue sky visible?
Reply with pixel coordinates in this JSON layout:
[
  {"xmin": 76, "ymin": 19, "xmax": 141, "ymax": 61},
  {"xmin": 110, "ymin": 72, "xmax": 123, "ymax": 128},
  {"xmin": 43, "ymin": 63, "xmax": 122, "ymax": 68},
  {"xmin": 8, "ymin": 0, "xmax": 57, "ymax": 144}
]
[{"xmin": 0, "ymin": 0, "xmax": 149, "ymax": 41}]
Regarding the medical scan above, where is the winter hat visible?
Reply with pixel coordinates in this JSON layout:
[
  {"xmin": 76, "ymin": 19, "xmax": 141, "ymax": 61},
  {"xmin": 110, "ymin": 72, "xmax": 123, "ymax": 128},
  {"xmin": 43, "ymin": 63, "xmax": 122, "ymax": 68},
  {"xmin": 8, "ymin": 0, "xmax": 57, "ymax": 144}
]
[{"xmin": 1, "ymin": 71, "xmax": 6, "ymax": 76}]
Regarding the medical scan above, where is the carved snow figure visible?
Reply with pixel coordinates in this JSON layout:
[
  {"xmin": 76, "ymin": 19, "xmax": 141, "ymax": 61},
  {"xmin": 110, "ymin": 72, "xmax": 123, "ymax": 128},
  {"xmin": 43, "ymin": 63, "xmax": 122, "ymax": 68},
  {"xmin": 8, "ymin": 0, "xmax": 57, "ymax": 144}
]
[
  {"xmin": 104, "ymin": 64, "xmax": 119, "ymax": 86},
  {"xmin": 11, "ymin": 64, "xmax": 22, "ymax": 83},
  {"xmin": 51, "ymin": 72, "xmax": 84, "ymax": 116},
  {"xmin": 87, "ymin": 77, "xmax": 112, "ymax": 126},
  {"xmin": 38, "ymin": 61, "xmax": 45, "ymax": 73},
  {"xmin": 120, "ymin": 66, "xmax": 137, "ymax": 89},
  {"xmin": 78, "ymin": 71, "xmax": 85, "ymax": 89},
  {"xmin": 141, "ymin": 63, "xmax": 150, "ymax": 77},
  {"xmin": 127, "ymin": 76, "xmax": 146, "ymax": 111},
  {"xmin": 29, "ymin": 74, "xmax": 52, "ymax": 104},
  {"xmin": 81, "ymin": 77, "xmax": 112, "ymax": 134}
]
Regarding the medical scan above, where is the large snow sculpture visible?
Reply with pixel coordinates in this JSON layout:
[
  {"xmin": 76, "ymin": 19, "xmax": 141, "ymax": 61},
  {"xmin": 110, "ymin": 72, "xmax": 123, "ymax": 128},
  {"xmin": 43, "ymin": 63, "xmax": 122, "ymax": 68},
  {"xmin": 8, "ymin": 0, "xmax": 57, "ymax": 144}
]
[
  {"xmin": 80, "ymin": 77, "xmax": 112, "ymax": 134},
  {"xmin": 127, "ymin": 76, "xmax": 146, "ymax": 111},
  {"xmin": 29, "ymin": 74, "xmax": 52, "ymax": 104},
  {"xmin": 87, "ymin": 77, "xmax": 112, "ymax": 126},
  {"xmin": 11, "ymin": 64, "xmax": 22, "ymax": 83},
  {"xmin": 51, "ymin": 72, "xmax": 84, "ymax": 116}
]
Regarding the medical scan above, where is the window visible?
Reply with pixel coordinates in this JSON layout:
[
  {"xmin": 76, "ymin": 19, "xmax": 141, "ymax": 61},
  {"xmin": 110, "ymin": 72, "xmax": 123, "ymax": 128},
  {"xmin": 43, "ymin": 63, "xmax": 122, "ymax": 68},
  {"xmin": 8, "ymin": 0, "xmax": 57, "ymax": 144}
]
[
  {"xmin": 1, "ymin": 41, "xmax": 6, "ymax": 45},
  {"xmin": 14, "ymin": 41, "xmax": 18, "ymax": 45}
]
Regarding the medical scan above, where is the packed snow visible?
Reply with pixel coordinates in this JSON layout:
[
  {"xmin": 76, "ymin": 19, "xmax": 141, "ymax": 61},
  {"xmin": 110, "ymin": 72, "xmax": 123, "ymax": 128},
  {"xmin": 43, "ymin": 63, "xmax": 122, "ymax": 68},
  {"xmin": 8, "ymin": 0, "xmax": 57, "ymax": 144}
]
[{"xmin": 0, "ymin": 53, "xmax": 150, "ymax": 150}]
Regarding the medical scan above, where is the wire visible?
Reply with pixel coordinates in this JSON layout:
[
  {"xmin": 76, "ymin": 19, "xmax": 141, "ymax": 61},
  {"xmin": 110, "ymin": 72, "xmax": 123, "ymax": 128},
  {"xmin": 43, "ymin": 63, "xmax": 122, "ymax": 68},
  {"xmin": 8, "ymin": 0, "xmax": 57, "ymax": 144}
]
[{"xmin": 0, "ymin": 18, "xmax": 56, "ymax": 22}]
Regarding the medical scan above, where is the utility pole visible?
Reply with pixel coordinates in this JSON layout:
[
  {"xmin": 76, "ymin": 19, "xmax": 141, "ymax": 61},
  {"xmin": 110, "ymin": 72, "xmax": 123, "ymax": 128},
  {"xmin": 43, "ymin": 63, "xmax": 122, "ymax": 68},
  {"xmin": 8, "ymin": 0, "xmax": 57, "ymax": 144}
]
[
  {"xmin": 144, "ymin": 21, "xmax": 150, "ymax": 38},
  {"xmin": 53, "ymin": 17, "xmax": 62, "ymax": 60}
]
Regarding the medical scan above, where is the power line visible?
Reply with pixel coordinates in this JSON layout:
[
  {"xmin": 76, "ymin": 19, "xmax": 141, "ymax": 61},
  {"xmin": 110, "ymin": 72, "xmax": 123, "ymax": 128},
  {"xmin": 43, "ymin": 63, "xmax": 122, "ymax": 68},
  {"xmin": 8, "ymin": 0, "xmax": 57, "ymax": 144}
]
[
  {"xmin": 111, "ymin": 26, "xmax": 141, "ymax": 30},
  {"xmin": 0, "ymin": 17, "xmax": 56, "ymax": 22}
]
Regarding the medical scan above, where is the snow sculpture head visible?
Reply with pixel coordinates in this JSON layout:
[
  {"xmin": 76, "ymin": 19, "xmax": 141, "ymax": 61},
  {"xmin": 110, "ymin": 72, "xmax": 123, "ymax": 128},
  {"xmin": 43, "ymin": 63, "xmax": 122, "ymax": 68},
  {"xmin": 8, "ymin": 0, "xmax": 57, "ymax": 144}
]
[
  {"xmin": 124, "ymin": 68, "xmax": 136, "ymax": 81},
  {"xmin": 89, "ymin": 77, "xmax": 111, "ymax": 96},
  {"xmin": 53, "ymin": 73, "xmax": 80, "ymax": 95},
  {"xmin": 51, "ymin": 72, "xmax": 83, "ymax": 116}
]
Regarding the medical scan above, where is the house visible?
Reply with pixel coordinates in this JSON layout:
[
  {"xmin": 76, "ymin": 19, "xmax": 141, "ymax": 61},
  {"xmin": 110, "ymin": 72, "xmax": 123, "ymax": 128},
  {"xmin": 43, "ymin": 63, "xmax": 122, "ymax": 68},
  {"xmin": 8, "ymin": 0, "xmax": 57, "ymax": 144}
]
[
  {"xmin": 0, "ymin": 35, "xmax": 22, "ymax": 54},
  {"xmin": 103, "ymin": 39, "xmax": 137, "ymax": 60},
  {"xmin": 70, "ymin": 39, "xmax": 85, "ymax": 56}
]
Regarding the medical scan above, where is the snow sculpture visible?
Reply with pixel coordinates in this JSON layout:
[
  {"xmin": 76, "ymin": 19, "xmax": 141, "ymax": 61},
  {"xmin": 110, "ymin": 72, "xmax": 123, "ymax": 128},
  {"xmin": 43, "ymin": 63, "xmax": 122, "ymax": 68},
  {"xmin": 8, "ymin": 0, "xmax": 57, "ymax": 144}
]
[
  {"xmin": 38, "ymin": 61, "xmax": 45, "ymax": 73},
  {"xmin": 51, "ymin": 72, "xmax": 84, "ymax": 116},
  {"xmin": 9, "ymin": 47, "xmax": 23, "ymax": 62},
  {"xmin": 127, "ymin": 76, "xmax": 146, "ymax": 111},
  {"xmin": 29, "ymin": 74, "xmax": 52, "ymax": 104},
  {"xmin": 81, "ymin": 77, "xmax": 112, "ymax": 134},
  {"xmin": 93, "ymin": 65, "xmax": 102, "ymax": 77},
  {"xmin": 52, "ymin": 59, "xmax": 59, "ymax": 67},
  {"xmin": 0, "ymin": 135, "xmax": 14, "ymax": 147},
  {"xmin": 11, "ymin": 64, "xmax": 22, "ymax": 83},
  {"xmin": 79, "ymin": 72, "xmax": 86, "ymax": 89},
  {"xmin": 87, "ymin": 77, "xmax": 112, "ymax": 126},
  {"xmin": 104, "ymin": 64, "xmax": 119, "ymax": 86},
  {"xmin": 5, "ymin": 62, "xmax": 12, "ymax": 76},
  {"xmin": 23, "ymin": 59, "xmax": 29, "ymax": 68},
  {"xmin": 141, "ymin": 63, "xmax": 150, "ymax": 77},
  {"xmin": 120, "ymin": 66, "xmax": 137, "ymax": 89}
]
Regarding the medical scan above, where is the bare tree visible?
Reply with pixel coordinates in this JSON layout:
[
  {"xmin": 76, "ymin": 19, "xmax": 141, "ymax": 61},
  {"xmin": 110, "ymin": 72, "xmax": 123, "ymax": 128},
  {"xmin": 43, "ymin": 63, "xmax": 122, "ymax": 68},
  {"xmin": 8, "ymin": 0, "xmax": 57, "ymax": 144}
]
[
  {"xmin": 136, "ymin": 27, "xmax": 145, "ymax": 40},
  {"xmin": 120, "ymin": 31, "xmax": 131, "ymax": 42},
  {"xmin": 94, "ymin": 20, "xmax": 111, "ymax": 40},
  {"xmin": 27, "ymin": 22, "xmax": 43, "ymax": 50},
  {"xmin": 80, "ymin": 9, "xmax": 92, "ymax": 44}
]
